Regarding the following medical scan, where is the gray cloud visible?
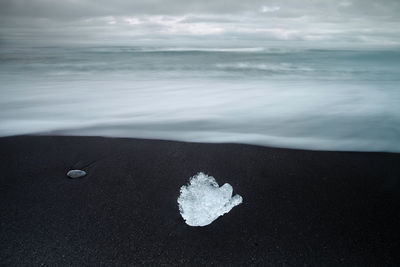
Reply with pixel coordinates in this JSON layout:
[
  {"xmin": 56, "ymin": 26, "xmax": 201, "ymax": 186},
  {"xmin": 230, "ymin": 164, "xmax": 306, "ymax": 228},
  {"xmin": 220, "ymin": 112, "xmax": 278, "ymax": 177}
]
[
  {"xmin": 1, "ymin": 0, "xmax": 399, "ymax": 17},
  {"xmin": 1, "ymin": 0, "xmax": 399, "ymax": 48}
]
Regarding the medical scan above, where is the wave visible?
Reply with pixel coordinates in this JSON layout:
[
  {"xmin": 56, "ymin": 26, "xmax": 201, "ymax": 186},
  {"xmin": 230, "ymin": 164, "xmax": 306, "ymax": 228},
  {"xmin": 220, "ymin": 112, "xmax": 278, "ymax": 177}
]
[
  {"xmin": 2, "ymin": 76, "xmax": 399, "ymax": 152},
  {"xmin": 139, "ymin": 47, "xmax": 265, "ymax": 53},
  {"xmin": 215, "ymin": 62, "xmax": 314, "ymax": 72}
]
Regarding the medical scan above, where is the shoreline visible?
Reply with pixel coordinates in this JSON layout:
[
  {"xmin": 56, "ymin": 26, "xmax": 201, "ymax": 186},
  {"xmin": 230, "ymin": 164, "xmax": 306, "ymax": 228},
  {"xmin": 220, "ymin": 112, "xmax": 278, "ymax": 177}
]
[{"xmin": 1, "ymin": 135, "xmax": 399, "ymax": 265}]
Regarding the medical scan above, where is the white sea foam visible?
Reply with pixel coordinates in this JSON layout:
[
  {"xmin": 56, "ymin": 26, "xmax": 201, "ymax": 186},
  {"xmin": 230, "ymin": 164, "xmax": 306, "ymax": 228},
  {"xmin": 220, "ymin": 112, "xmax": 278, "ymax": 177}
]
[
  {"xmin": 140, "ymin": 47, "xmax": 265, "ymax": 52},
  {"xmin": 177, "ymin": 172, "xmax": 242, "ymax": 227},
  {"xmin": 216, "ymin": 62, "xmax": 313, "ymax": 72}
]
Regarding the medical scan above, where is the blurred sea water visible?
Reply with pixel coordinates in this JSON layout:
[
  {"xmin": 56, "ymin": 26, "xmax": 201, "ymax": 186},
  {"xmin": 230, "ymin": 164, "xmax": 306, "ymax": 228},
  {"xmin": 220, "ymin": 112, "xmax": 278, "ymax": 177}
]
[{"xmin": 1, "ymin": 46, "xmax": 399, "ymax": 152}]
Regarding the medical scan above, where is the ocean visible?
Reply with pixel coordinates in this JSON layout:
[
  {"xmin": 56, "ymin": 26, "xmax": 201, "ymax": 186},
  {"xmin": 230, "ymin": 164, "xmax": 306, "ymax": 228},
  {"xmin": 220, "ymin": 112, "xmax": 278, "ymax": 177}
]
[{"xmin": 1, "ymin": 46, "xmax": 399, "ymax": 152}]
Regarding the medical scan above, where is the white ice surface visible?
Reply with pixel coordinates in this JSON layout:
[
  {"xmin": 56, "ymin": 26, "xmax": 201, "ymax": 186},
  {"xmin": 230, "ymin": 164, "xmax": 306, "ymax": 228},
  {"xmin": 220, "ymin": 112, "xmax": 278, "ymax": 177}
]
[{"xmin": 177, "ymin": 172, "xmax": 243, "ymax": 226}]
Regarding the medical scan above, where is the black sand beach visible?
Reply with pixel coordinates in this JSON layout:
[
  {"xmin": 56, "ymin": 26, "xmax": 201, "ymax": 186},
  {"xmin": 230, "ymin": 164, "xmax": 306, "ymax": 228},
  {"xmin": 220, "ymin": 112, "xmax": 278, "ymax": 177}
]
[{"xmin": 1, "ymin": 135, "xmax": 399, "ymax": 266}]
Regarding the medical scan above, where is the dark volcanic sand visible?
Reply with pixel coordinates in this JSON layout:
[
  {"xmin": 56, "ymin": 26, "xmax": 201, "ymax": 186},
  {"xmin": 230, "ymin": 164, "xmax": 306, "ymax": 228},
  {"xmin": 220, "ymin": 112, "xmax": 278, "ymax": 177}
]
[{"xmin": 0, "ymin": 136, "xmax": 399, "ymax": 266}]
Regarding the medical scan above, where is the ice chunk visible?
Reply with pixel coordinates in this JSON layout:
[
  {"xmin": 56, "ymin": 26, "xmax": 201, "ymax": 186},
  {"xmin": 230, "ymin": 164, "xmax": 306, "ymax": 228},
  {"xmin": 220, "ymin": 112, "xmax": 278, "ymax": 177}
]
[{"xmin": 177, "ymin": 172, "xmax": 243, "ymax": 226}]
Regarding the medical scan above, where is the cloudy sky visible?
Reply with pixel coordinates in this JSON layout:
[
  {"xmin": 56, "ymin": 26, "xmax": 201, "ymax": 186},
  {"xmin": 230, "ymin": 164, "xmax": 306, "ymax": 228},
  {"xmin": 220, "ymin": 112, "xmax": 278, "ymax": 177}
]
[{"xmin": 1, "ymin": 0, "xmax": 400, "ymax": 48}]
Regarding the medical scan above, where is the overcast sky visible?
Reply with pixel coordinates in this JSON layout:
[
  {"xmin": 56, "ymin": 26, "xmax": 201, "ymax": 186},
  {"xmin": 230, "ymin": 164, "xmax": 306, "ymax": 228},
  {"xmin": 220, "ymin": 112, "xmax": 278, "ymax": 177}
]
[{"xmin": 1, "ymin": 0, "xmax": 400, "ymax": 48}]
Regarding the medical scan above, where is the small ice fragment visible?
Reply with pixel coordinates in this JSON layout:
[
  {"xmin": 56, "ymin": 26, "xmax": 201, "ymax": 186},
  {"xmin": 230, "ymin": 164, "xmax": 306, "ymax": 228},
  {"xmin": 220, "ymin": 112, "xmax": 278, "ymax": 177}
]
[
  {"xmin": 67, "ymin": 169, "xmax": 86, "ymax": 178},
  {"xmin": 177, "ymin": 172, "xmax": 243, "ymax": 227}
]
